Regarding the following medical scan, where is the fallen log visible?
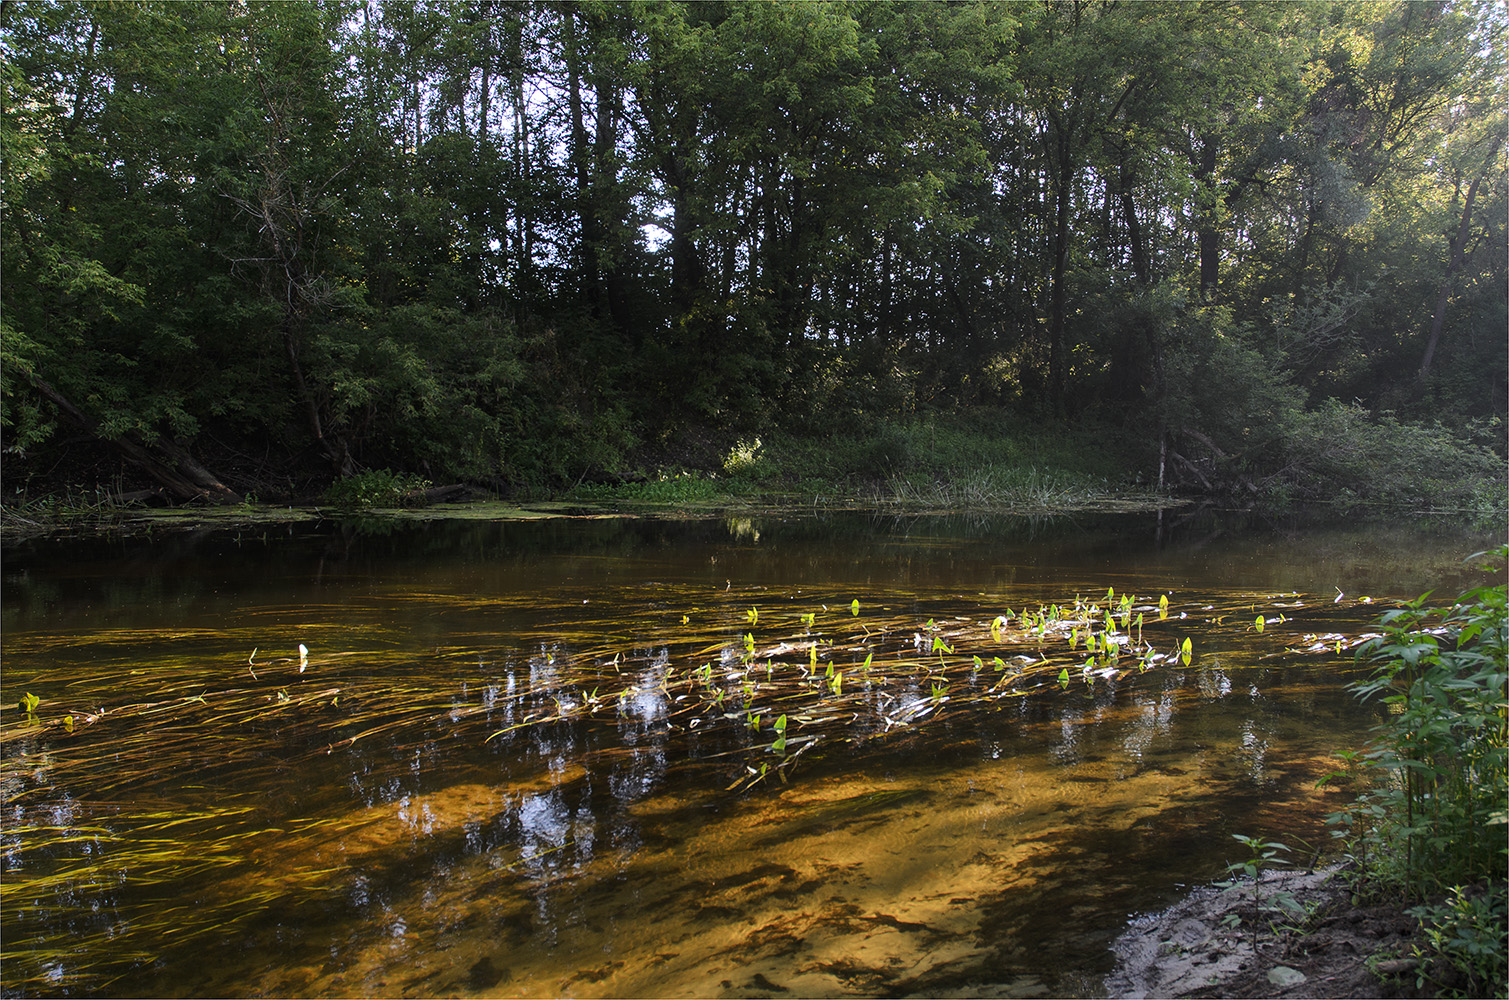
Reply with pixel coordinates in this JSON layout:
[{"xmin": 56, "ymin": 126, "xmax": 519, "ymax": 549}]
[{"xmin": 26, "ymin": 374, "xmax": 242, "ymax": 504}]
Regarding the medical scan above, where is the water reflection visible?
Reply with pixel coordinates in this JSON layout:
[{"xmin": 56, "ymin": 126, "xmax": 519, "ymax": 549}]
[{"xmin": 0, "ymin": 510, "xmax": 1494, "ymax": 998}]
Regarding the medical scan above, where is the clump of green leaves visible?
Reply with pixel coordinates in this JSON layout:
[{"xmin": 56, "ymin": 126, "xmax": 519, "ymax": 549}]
[
  {"xmin": 1330, "ymin": 547, "xmax": 1508, "ymax": 997},
  {"xmin": 1218, "ymin": 834, "xmax": 1303, "ymax": 947},
  {"xmin": 321, "ymin": 469, "xmax": 431, "ymax": 509}
]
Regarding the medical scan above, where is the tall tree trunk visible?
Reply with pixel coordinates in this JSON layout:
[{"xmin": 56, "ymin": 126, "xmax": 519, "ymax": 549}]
[
  {"xmin": 478, "ymin": 17, "xmax": 491, "ymax": 142},
  {"xmin": 667, "ymin": 152, "xmax": 705, "ymax": 314},
  {"xmin": 593, "ymin": 67, "xmax": 631, "ymax": 337},
  {"xmin": 281, "ymin": 305, "xmax": 353, "ymax": 476},
  {"xmin": 1118, "ymin": 158, "xmax": 1149, "ymax": 286},
  {"xmin": 564, "ymin": 10, "xmax": 601, "ymax": 313},
  {"xmin": 1048, "ymin": 126, "xmax": 1075, "ymax": 413},
  {"xmin": 1419, "ymin": 131, "xmax": 1503, "ymax": 385},
  {"xmin": 1196, "ymin": 133, "xmax": 1219, "ymax": 300}
]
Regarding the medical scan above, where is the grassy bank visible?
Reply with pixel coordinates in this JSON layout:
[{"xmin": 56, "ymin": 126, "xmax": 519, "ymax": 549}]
[
  {"xmin": 568, "ymin": 412, "xmax": 1161, "ymax": 512},
  {"xmin": 3, "ymin": 408, "xmax": 1503, "ymax": 532}
]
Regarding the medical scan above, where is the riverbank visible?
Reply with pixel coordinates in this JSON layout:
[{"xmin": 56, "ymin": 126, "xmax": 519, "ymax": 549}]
[
  {"xmin": 5, "ymin": 408, "xmax": 1502, "ymax": 535},
  {"xmin": 0, "ymin": 479, "xmax": 1183, "ymax": 541},
  {"xmin": 1106, "ymin": 865, "xmax": 1435, "ymax": 999}
]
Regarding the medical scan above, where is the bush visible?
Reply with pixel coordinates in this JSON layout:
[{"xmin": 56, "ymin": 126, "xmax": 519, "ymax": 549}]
[
  {"xmin": 1281, "ymin": 402, "xmax": 1506, "ymax": 510},
  {"xmin": 322, "ymin": 469, "xmax": 431, "ymax": 508},
  {"xmin": 1332, "ymin": 548, "xmax": 1509, "ymax": 997}
]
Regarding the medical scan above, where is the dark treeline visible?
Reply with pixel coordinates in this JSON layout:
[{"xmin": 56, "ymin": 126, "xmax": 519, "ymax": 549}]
[{"xmin": 3, "ymin": 0, "xmax": 1505, "ymax": 503}]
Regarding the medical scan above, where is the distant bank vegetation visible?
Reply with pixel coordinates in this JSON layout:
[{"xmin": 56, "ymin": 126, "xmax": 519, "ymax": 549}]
[{"xmin": 3, "ymin": 1, "xmax": 1504, "ymax": 513}]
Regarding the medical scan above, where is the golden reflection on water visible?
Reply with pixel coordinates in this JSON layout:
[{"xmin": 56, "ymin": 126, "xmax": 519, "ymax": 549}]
[
  {"xmin": 125, "ymin": 670, "xmax": 1361, "ymax": 999},
  {"xmin": 0, "ymin": 512, "xmax": 1493, "ymax": 997}
]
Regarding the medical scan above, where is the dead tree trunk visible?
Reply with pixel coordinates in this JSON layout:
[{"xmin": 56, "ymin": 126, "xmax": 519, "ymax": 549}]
[{"xmin": 28, "ymin": 375, "xmax": 241, "ymax": 503}]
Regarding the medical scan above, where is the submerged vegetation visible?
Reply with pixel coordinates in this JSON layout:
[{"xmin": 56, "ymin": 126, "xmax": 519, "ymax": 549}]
[{"xmin": 2, "ymin": 575, "xmax": 1396, "ymax": 994}]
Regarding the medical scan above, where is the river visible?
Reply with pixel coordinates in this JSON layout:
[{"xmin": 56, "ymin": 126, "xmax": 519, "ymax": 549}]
[{"xmin": 0, "ymin": 507, "xmax": 1495, "ymax": 997}]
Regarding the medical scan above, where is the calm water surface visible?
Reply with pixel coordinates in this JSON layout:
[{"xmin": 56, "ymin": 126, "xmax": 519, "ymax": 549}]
[{"xmin": 0, "ymin": 509, "xmax": 1496, "ymax": 998}]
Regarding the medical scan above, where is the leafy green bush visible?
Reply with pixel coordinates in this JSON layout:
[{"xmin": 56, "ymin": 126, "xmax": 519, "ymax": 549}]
[
  {"xmin": 1281, "ymin": 403, "xmax": 1506, "ymax": 511},
  {"xmin": 321, "ymin": 469, "xmax": 431, "ymax": 509},
  {"xmin": 1410, "ymin": 882, "xmax": 1507, "ymax": 998},
  {"xmin": 1332, "ymin": 548, "xmax": 1508, "ymax": 996},
  {"xmin": 761, "ymin": 410, "xmax": 1132, "ymax": 489},
  {"xmin": 569, "ymin": 472, "xmax": 727, "ymax": 505}
]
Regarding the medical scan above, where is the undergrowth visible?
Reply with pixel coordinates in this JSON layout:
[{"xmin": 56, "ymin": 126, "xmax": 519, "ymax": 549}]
[
  {"xmin": 567, "ymin": 411, "xmax": 1149, "ymax": 511},
  {"xmin": 321, "ymin": 469, "xmax": 432, "ymax": 509},
  {"xmin": 1326, "ymin": 546, "xmax": 1509, "ymax": 997}
]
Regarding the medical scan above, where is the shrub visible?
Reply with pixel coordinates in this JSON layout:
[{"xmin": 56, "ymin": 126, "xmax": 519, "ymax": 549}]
[
  {"xmin": 1281, "ymin": 403, "xmax": 1506, "ymax": 510},
  {"xmin": 322, "ymin": 469, "xmax": 431, "ymax": 508},
  {"xmin": 1332, "ymin": 548, "xmax": 1509, "ymax": 997}
]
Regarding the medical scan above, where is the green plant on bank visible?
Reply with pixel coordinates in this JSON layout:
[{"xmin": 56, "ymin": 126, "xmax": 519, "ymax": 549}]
[
  {"xmin": 569, "ymin": 472, "xmax": 734, "ymax": 505},
  {"xmin": 1218, "ymin": 834, "xmax": 1303, "ymax": 948},
  {"xmin": 1329, "ymin": 547, "xmax": 1508, "ymax": 998},
  {"xmin": 321, "ymin": 469, "xmax": 431, "ymax": 509}
]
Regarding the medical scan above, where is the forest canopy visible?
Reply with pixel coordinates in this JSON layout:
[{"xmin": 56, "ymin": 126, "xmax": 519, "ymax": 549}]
[{"xmin": 2, "ymin": 0, "xmax": 1505, "ymax": 505}]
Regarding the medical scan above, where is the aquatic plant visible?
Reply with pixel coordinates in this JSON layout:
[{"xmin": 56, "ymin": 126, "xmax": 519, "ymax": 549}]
[{"xmin": 0, "ymin": 580, "xmax": 1398, "ymax": 992}]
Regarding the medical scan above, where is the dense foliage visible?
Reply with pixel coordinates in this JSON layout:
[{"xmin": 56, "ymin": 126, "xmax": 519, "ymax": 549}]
[
  {"xmin": 1335, "ymin": 551, "xmax": 1508, "ymax": 996},
  {"xmin": 3, "ymin": 0, "xmax": 1504, "ymax": 503}
]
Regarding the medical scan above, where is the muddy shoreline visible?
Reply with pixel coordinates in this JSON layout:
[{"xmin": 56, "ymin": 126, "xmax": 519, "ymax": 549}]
[{"xmin": 1104, "ymin": 864, "xmax": 1430, "ymax": 999}]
